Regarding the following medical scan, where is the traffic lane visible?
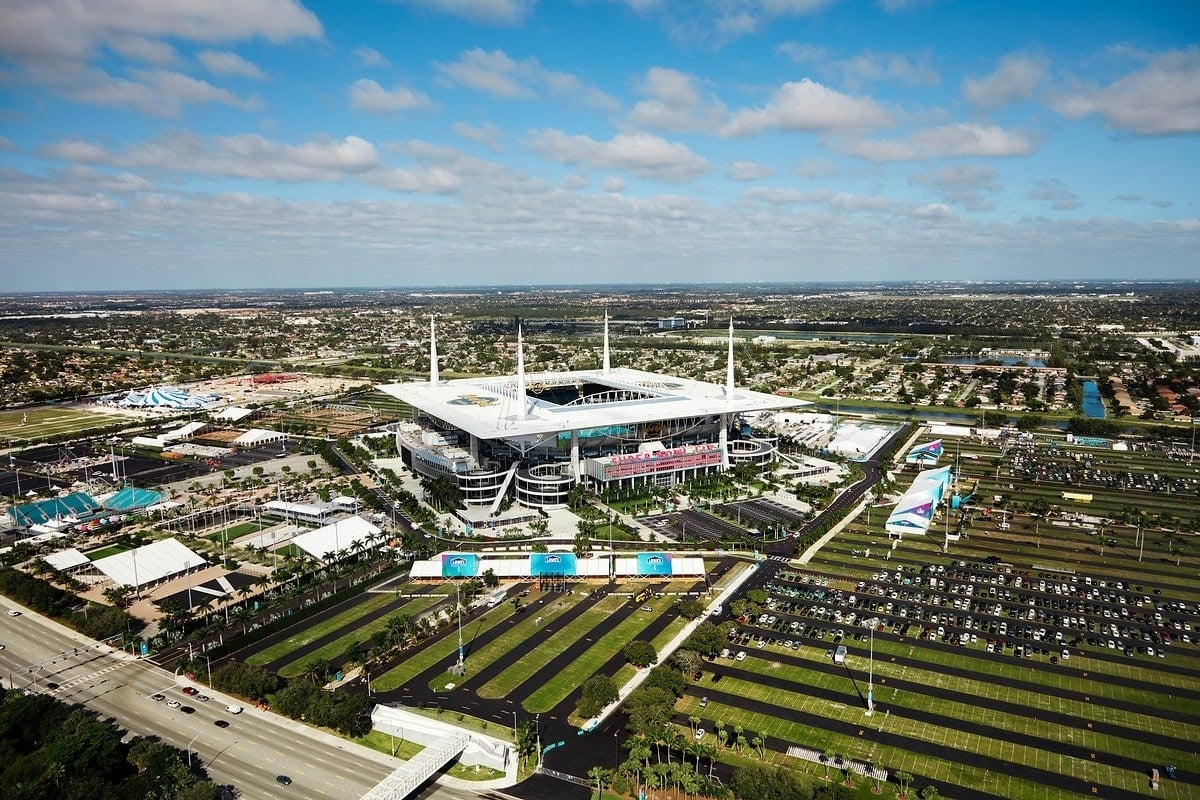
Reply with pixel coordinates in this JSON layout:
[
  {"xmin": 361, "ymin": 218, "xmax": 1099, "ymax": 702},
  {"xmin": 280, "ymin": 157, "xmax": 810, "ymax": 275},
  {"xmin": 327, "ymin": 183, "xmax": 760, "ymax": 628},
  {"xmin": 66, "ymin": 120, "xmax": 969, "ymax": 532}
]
[{"xmin": 1, "ymin": 609, "xmax": 394, "ymax": 800}]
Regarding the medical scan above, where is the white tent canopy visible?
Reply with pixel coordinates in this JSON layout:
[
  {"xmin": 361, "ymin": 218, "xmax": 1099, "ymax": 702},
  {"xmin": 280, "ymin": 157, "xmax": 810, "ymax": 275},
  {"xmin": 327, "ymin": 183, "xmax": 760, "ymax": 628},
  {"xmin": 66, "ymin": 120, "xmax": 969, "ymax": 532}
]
[
  {"xmin": 44, "ymin": 548, "xmax": 90, "ymax": 572},
  {"xmin": 93, "ymin": 538, "xmax": 206, "ymax": 588},
  {"xmin": 292, "ymin": 516, "xmax": 383, "ymax": 562}
]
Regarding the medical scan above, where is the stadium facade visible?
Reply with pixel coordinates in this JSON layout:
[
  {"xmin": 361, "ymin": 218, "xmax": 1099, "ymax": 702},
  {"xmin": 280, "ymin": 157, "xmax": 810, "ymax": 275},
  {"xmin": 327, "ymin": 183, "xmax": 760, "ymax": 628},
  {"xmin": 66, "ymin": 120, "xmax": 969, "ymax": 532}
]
[{"xmin": 377, "ymin": 315, "xmax": 806, "ymax": 515}]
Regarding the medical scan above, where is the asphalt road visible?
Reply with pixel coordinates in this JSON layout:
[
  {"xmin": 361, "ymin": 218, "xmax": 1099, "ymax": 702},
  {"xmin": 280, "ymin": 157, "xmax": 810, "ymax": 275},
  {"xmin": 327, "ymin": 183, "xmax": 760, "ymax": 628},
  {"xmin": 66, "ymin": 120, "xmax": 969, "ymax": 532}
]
[{"xmin": 0, "ymin": 603, "xmax": 398, "ymax": 800}]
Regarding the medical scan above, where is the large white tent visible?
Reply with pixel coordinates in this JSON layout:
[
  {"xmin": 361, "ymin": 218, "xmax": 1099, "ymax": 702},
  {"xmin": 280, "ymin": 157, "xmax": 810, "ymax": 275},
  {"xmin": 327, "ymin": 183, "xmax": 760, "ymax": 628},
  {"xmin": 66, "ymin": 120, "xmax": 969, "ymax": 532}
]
[
  {"xmin": 292, "ymin": 516, "xmax": 383, "ymax": 562},
  {"xmin": 92, "ymin": 538, "xmax": 206, "ymax": 588}
]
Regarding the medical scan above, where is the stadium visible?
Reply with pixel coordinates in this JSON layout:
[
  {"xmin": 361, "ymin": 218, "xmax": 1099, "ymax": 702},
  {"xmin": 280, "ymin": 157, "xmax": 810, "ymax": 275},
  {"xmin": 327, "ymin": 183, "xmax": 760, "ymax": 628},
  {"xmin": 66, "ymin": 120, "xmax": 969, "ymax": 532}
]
[{"xmin": 378, "ymin": 316, "xmax": 806, "ymax": 517}]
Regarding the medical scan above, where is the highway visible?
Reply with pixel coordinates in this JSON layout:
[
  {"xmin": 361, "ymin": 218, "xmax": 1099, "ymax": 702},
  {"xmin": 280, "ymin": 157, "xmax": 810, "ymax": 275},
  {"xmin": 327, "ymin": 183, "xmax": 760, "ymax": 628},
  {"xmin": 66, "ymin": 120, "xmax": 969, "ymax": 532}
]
[{"xmin": 0, "ymin": 603, "xmax": 404, "ymax": 800}]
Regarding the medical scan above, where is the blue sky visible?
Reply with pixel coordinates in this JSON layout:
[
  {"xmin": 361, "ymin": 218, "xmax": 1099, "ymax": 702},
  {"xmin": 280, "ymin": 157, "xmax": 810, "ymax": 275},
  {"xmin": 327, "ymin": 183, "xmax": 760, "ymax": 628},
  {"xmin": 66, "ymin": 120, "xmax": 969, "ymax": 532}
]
[{"xmin": 1, "ymin": 0, "xmax": 1197, "ymax": 291}]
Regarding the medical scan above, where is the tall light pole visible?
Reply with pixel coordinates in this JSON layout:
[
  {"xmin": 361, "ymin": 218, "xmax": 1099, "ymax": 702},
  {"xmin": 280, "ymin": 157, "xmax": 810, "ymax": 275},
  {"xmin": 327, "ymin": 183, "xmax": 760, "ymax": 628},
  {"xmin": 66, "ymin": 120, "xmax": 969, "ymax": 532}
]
[
  {"xmin": 865, "ymin": 617, "xmax": 879, "ymax": 715},
  {"xmin": 456, "ymin": 580, "xmax": 464, "ymax": 671}
]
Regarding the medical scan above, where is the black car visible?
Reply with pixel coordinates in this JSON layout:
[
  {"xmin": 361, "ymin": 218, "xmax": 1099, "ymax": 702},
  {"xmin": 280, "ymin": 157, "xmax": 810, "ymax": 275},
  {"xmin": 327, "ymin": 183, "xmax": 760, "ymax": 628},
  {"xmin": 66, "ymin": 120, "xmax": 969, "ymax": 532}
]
[
  {"xmin": 276, "ymin": 775, "xmax": 292, "ymax": 786},
  {"xmin": 180, "ymin": 706, "xmax": 196, "ymax": 714},
  {"xmin": 214, "ymin": 719, "xmax": 230, "ymax": 728}
]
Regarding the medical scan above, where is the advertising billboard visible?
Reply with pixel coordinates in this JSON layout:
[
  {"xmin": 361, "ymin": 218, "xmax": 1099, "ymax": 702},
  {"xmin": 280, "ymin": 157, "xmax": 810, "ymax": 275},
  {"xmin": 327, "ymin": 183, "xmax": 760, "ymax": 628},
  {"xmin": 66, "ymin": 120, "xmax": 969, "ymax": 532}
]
[
  {"xmin": 441, "ymin": 553, "xmax": 479, "ymax": 578},
  {"xmin": 530, "ymin": 552, "xmax": 577, "ymax": 577},
  {"xmin": 636, "ymin": 552, "xmax": 673, "ymax": 576}
]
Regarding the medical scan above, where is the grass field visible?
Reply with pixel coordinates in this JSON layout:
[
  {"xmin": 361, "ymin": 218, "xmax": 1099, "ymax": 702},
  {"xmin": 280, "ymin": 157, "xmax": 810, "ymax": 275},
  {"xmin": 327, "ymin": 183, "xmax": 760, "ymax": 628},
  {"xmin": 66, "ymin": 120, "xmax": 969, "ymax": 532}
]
[
  {"xmin": 246, "ymin": 592, "xmax": 410, "ymax": 668},
  {"xmin": 85, "ymin": 543, "xmax": 131, "ymax": 559},
  {"xmin": 0, "ymin": 405, "xmax": 128, "ymax": 444},
  {"xmin": 373, "ymin": 602, "xmax": 517, "ymax": 693}
]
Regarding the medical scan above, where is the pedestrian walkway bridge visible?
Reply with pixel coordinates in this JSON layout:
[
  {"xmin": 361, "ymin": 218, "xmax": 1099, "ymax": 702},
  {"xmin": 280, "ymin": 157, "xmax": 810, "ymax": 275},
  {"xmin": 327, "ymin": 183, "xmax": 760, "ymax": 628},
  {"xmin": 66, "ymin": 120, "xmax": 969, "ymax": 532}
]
[{"xmin": 358, "ymin": 730, "xmax": 469, "ymax": 800}]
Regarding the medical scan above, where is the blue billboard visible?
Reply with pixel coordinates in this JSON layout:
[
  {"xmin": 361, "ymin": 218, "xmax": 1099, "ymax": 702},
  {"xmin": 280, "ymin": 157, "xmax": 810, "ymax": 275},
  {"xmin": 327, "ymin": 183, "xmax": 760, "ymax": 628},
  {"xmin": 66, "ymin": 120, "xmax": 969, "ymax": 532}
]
[
  {"xmin": 441, "ymin": 553, "xmax": 479, "ymax": 578},
  {"xmin": 530, "ymin": 552, "xmax": 577, "ymax": 577},
  {"xmin": 636, "ymin": 552, "xmax": 672, "ymax": 576}
]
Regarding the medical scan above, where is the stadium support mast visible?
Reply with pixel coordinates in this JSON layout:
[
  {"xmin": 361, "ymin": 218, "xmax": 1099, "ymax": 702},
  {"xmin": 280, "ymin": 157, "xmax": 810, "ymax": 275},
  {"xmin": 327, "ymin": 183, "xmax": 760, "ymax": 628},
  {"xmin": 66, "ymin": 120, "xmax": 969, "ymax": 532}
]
[
  {"xmin": 429, "ymin": 315, "xmax": 440, "ymax": 387},
  {"xmin": 725, "ymin": 317, "xmax": 735, "ymax": 398},
  {"xmin": 516, "ymin": 325, "xmax": 528, "ymax": 419},
  {"xmin": 602, "ymin": 309, "xmax": 611, "ymax": 375},
  {"xmin": 721, "ymin": 317, "xmax": 735, "ymax": 469}
]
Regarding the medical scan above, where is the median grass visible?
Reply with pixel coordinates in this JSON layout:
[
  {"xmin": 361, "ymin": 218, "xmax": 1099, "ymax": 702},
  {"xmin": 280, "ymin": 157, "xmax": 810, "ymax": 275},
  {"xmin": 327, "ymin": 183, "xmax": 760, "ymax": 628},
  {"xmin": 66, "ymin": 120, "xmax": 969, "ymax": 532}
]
[
  {"xmin": 373, "ymin": 603, "xmax": 517, "ymax": 693},
  {"xmin": 476, "ymin": 593, "xmax": 628, "ymax": 701},
  {"xmin": 246, "ymin": 591, "xmax": 413, "ymax": 667}
]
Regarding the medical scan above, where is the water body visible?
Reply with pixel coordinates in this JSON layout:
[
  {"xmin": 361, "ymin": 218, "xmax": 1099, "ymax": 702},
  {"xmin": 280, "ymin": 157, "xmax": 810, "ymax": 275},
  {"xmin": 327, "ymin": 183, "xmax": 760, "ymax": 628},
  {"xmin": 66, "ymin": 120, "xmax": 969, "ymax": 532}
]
[
  {"xmin": 940, "ymin": 356, "xmax": 1047, "ymax": 368},
  {"xmin": 1081, "ymin": 380, "xmax": 1106, "ymax": 419}
]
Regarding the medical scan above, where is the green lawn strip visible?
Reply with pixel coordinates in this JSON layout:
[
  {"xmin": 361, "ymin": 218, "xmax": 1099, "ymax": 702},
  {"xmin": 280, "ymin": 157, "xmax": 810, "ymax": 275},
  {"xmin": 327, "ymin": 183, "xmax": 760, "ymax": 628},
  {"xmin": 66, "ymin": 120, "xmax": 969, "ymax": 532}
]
[
  {"xmin": 425, "ymin": 593, "xmax": 576, "ymax": 692},
  {"xmin": 354, "ymin": 729, "xmax": 504, "ymax": 781},
  {"xmin": 398, "ymin": 705, "xmax": 512, "ymax": 742},
  {"xmin": 760, "ymin": 623, "xmax": 1199, "ymax": 719},
  {"xmin": 277, "ymin": 594, "xmax": 445, "ymax": 679},
  {"xmin": 225, "ymin": 521, "xmax": 264, "ymax": 537},
  {"xmin": 355, "ymin": 729, "xmax": 424, "ymax": 760},
  {"xmin": 245, "ymin": 592, "xmax": 404, "ymax": 667},
  {"xmin": 476, "ymin": 594, "xmax": 629, "ymax": 700},
  {"xmin": 374, "ymin": 603, "xmax": 516, "ymax": 693},
  {"xmin": 744, "ymin": 649, "xmax": 1195, "ymax": 765},
  {"xmin": 681, "ymin": 681, "xmax": 1143, "ymax": 800},
  {"xmin": 86, "ymin": 544, "xmax": 133, "ymax": 559},
  {"xmin": 522, "ymin": 601, "xmax": 663, "ymax": 713}
]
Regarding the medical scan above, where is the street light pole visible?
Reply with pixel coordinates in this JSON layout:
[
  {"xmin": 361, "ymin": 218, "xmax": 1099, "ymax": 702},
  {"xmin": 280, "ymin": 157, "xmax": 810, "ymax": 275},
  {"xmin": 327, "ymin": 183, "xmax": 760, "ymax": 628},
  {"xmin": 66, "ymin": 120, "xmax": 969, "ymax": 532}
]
[{"xmin": 866, "ymin": 618, "xmax": 878, "ymax": 715}]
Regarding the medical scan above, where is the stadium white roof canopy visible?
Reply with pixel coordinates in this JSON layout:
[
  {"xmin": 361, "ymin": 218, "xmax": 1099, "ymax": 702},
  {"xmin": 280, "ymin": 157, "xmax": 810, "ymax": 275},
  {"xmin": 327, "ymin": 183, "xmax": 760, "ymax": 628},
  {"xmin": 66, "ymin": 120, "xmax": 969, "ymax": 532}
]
[
  {"xmin": 379, "ymin": 366, "xmax": 803, "ymax": 442},
  {"xmin": 92, "ymin": 537, "xmax": 206, "ymax": 588},
  {"xmin": 292, "ymin": 516, "xmax": 383, "ymax": 562},
  {"xmin": 233, "ymin": 428, "xmax": 284, "ymax": 447}
]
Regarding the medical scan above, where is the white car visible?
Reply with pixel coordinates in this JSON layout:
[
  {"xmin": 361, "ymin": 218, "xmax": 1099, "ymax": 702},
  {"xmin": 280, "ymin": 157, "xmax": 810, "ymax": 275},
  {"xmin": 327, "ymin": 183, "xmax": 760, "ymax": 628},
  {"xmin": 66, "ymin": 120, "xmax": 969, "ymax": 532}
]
[
  {"xmin": 167, "ymin": 700, "xmax": 181, "ymax": 708},
  {"xmin": 226, "ymin": 704, "xmax": 243, "ymax": 715},
  {"xmin": 6, "ymin": 610, "xmax": 20, "ymax": 617},
  {"xmin": 735, "ymin": 651, "xmax": 747, "ymax": 662}
]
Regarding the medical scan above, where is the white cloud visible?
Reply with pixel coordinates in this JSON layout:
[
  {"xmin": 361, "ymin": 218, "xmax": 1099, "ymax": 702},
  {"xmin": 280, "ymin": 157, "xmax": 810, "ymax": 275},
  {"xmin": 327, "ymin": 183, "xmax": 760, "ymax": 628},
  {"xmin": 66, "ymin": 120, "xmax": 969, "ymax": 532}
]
[
  {"xmin": 727, "ymin": 161, "xmax": 772, "ymax": 181},
  {"xmin": 388, "ymin": 0, "xmax": 535, "ymax": 25},
  {"xmin": 793, "ymin": 157, "xmax": 838, "ymax": 179},
  {"xmin": 910, "ymin": 164, "xmax": 1001, "ymax": 211},
  {"xmin": 436, "ymin": 48, "xmax": 617, "ymax": 110},
  {"xmin": 776, "ymin": 41, "xmax": 828, "ymax": 64},
  {"xmin": 349, "ymin": 79, "xmax": 434, "ymax": 116},
  {"xmin": 199, "ymin": 50, "xmax": 266, "ymax": 80},
  {"xmin": 1028, "ymin": 178, "xmax": 1082, "ymax": 210},
  {"xmin": 1051, "ymin": 48, "xmax": 1200, "ymax": 135},
  {"xmin": 351, "ymin": 46, "xmax": 391, "ymax": 68},
  {"xmin": 963, "ymin": 53, "xmax": 1047, "ymax": 109},
  {"xmin": 831, "ymin": 50, "xmax": 940, "ymax": 89},
  {"xmin": 722, "ymin": 79, "xmax": 893, "ymax": 137},
  {"xmin": 46, "ymin": 132, "xmax": 383, "ymax": 183},
  {"xmin": 55, "ymin": 67, "xmax": 261, "ymax": 118},
  {"xmin": 454, "ymin": 122, "xmax": 505, "ymax": 153},
  {"xmin": 107, "ymin": 35, "xmax": 177, "ymax": 65},
  {"xmin": 625, "ymin": 1, "xmax": 836, "ymax": 47},
  {"xmin": 629, "ymin": 67, "xmax": 727, "ymax": 132},
  {"xmin": 0, "ymin": 0, "xmax": 322, "ymax": 65},
  {"xmin": 530, "ymin": 130, "xmax": 711, "ymax": 184},
  {"xmin": 833, "ymin": 122, "xmax": 1038, "ymax": 162},
  {"xmin": 602, "ymin": 176, "xmax": 627, "ymax": 193}
]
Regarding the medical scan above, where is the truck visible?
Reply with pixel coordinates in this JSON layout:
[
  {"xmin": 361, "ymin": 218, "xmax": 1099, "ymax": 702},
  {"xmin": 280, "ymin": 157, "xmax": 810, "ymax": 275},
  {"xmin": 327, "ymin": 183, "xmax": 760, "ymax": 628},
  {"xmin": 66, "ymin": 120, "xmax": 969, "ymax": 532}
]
[
  {"xmin": 833, "ymin": 645, "xmax": 848, "ymax": 664},
  {"xmin": 485, "ymin": 589, "xmax": 508, "ymax": 608}
]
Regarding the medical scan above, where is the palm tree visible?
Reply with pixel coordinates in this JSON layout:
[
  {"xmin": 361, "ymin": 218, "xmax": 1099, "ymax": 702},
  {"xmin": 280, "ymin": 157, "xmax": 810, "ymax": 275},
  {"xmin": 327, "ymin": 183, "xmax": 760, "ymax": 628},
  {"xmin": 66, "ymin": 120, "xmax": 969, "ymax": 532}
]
[
  {"xmin": 714, "ymin": 720, "xmax": 726, "ymax": 748},
  {"xmin": 733, "ymin": 725, "xmax": 744, "ymax": 753},
  {"xmin": 687, "ymin": 715, "xmax": 700, "ymax": 735},
  {"xmin": 586, "ymin": 766, "xmax": 611, "ymax": 799},
  {"xmin": 895, "ymin": 770, "xmax": 914, "ymax": 798},
  {"xmin": 752, "ymin": 735, "xmax": 764, "ymax": 760},
  {"xmin": 823, "ymin": 749, "xmax": 836, "ymax": 780}
]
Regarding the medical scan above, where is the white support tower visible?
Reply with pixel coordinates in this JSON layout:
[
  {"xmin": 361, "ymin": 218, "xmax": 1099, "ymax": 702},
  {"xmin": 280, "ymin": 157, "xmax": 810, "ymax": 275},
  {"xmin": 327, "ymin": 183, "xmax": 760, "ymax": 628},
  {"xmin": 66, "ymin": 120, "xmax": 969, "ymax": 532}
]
[{"xmin": 428, "ymin": 315, "xmax": 439, "ymax": 387}]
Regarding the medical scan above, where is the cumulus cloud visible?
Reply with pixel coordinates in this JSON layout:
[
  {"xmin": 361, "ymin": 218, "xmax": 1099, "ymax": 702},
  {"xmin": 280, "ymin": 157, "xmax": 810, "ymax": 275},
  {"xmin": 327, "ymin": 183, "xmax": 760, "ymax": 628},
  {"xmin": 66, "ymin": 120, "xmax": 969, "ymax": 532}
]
[
  {"xmin": 107, "ymin": 35, "xmax": 177, "ymax": 65},
  {"xmin": 46, "ymin": 131, "xmax": 383, "ymax": 183},
  {"xmin": 351, "ymin": 46, "xmax": 391, "ymax": 68},
  {"xmin": 629, "ymin": 67, "xmax": 727, "ymax": 132},
  {"xmin": 831, "ymin": 50, "xmax": 940, "ymax": 89},
  {"xmin": 722, "ymin": 79, "xmax": 893, "ymax": 137},
  {"xmin": 1028, "ymin": 178, "xmax": 1082, "ymax": 210},
  {"xmin": 776, "ymin": 41, "xmax": 828, "ymax": 64},
  {"xmin": 602, "ymin": 176, "xmax": 627, "ymax": 193},
  {"xmin": 793, "ymin": 157, "xmax": 838, "ymax": 179},
  {"xmin": 349, "ymin": 79, "xmax": 434, "ymax": 116},
  {"xmin": 910, "ymin": 164, "xmax": 1001, "ymax": 211},
  {"xmin": 1051, "ymin": 48, "xmax": 1200, "ymax": 135},
  {"xmin": 832, "ymin": 122, "xmax": 1038, "ymax": 162},
  {"xmin": 57, "ymin": 67, "xmax": 261, "ymax": 117},
  {"xmin": 727, "ymin": 161, "xmax": 772, "ymax": 181},
  {"xmin": 436, "ymin": 48, "xmax": 617, "ymax": 109},
  {"xmin": 626, "ymin": 1, "xmax": 836, "ymax": 47},
  {"xmin": 963, "ymin": 53, "xmax": 1047, "ymax": 109},
  {"xmin": 454, "ymin": 122, "xmax": 505, "ymax": 153},
  {"xmin": 530, "ymin": 130, "xmax": 711, "ymax": 184},
  {"xmin": 0, "ymin": 0, "xmax": 322, "ymax": 66},
  {"xmin": 388, "ymin": 0, "xmax": 535, "ymax": 25},
  {"xmin": 199, "ymin": 50, "xmax": 266, "ymax": 79}
]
